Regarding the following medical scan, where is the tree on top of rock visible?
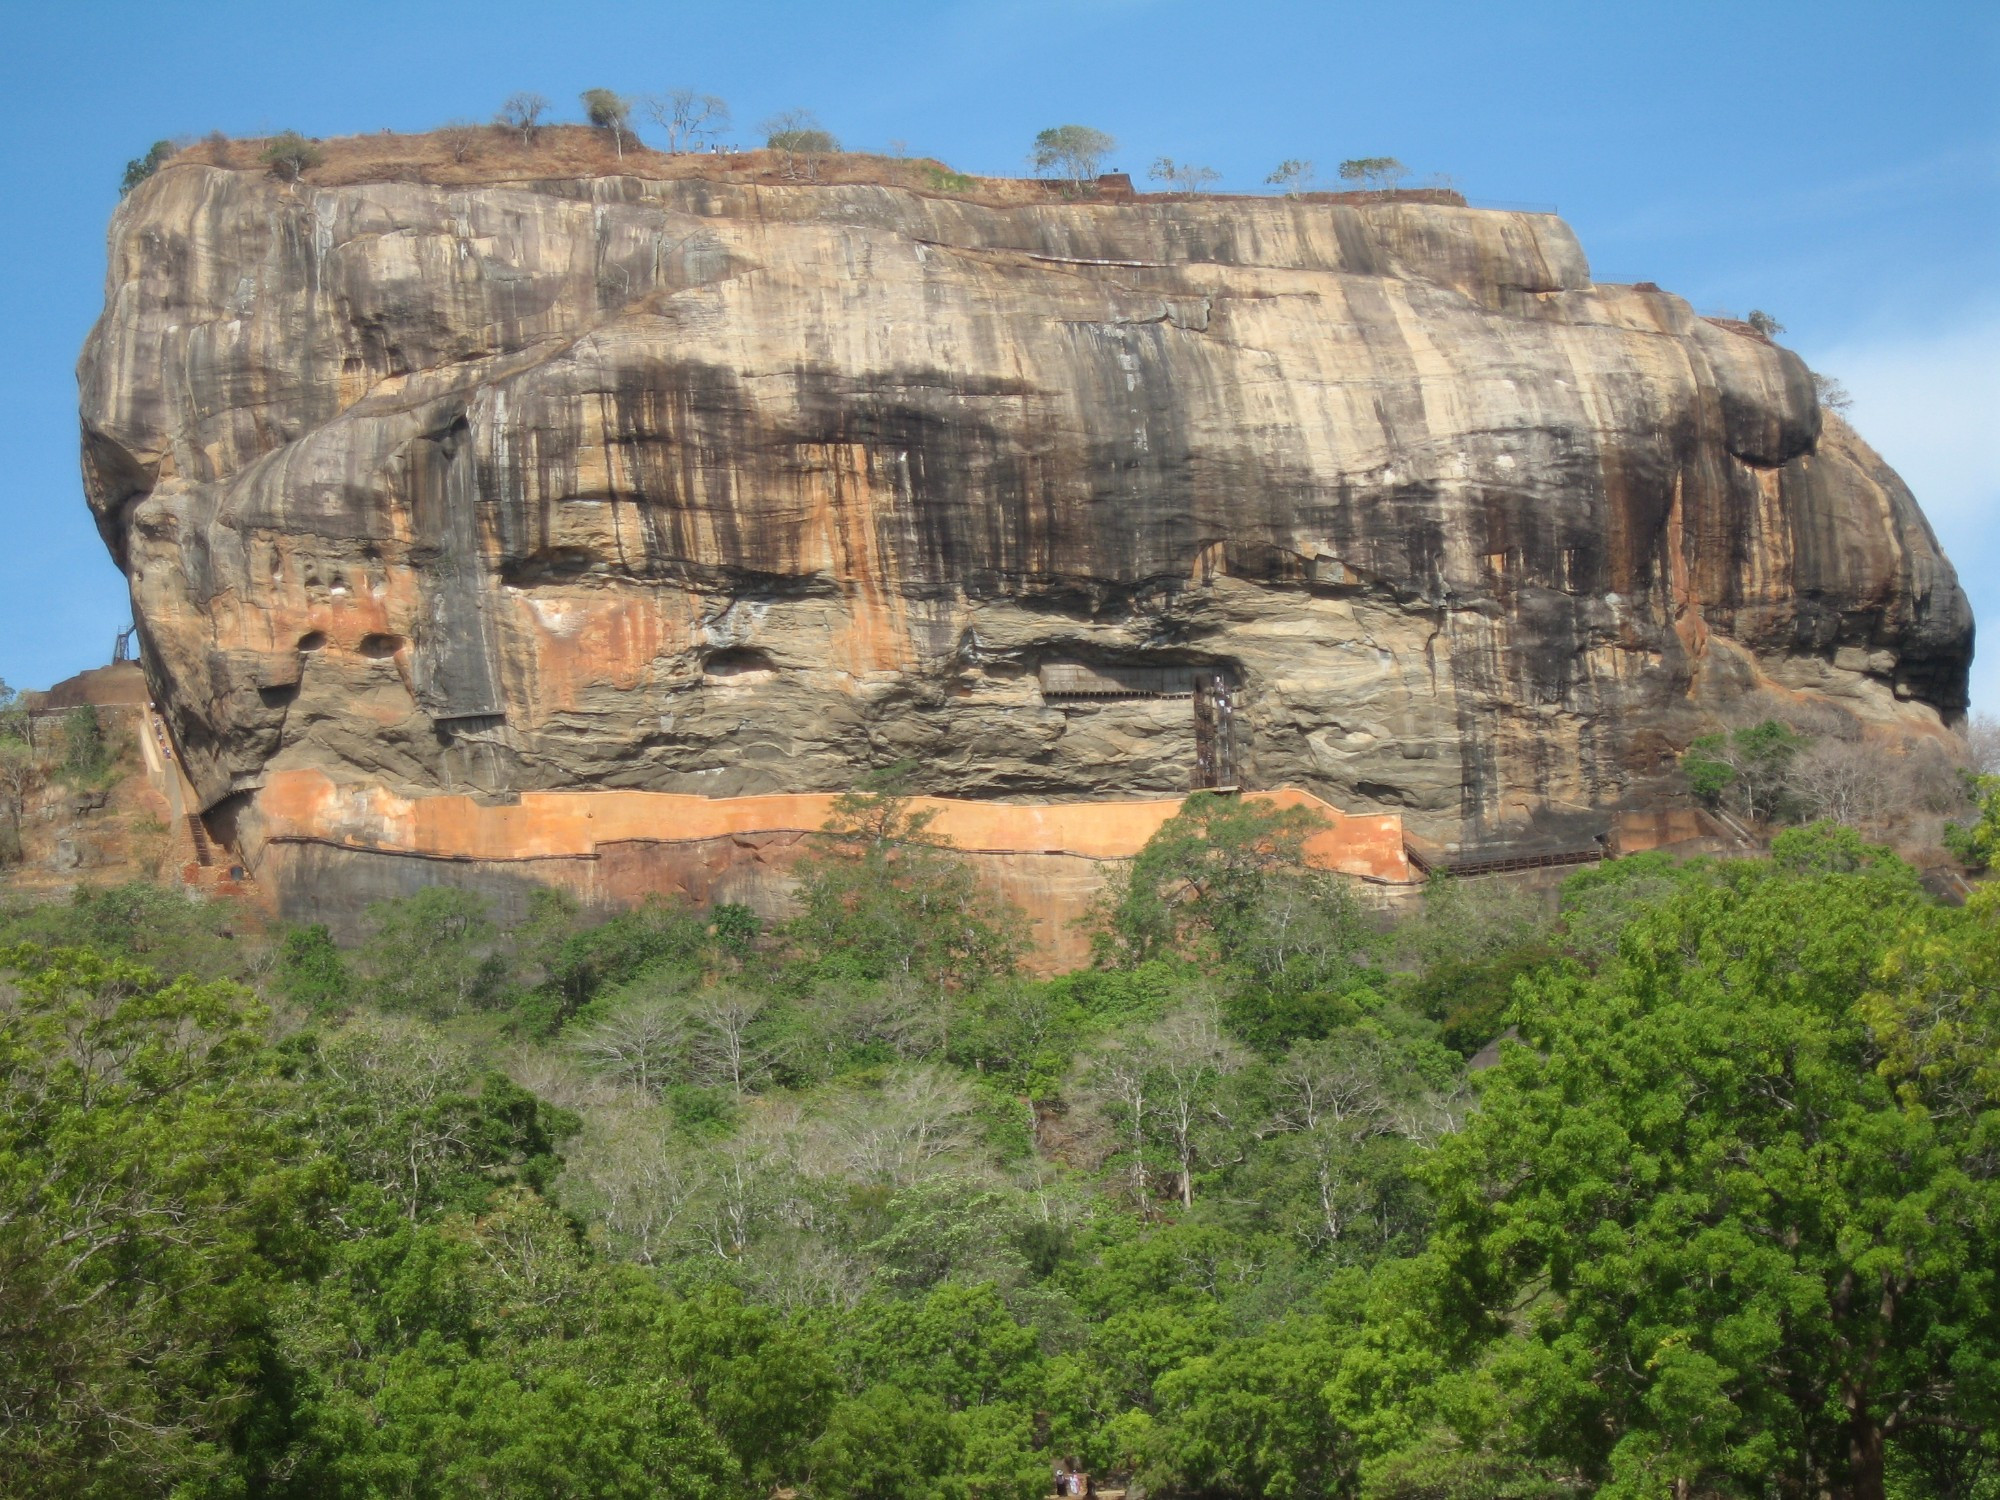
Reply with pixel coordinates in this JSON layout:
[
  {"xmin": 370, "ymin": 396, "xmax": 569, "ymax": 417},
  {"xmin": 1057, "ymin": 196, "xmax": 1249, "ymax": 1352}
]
[
  {"xmin": 259, "ymin": 131, "xmax": 322, "ymax": 182},
  {"xmin": 581, "ymin": 88, "xmax": 634, "ymax": 159},
  {"xmin": 496, "ymin": 91, "xmax": 549, "ymax": 144},
  {"xmin": 1338, "ymin": 156, "xmax": 1406, "ymax": 192},
  {"xmin": 1031, "ymin": 124, "xmax": 1115, "ymax": 191},
  {"xmin": 643, "ymin": 88, "xmax": 731, "ymax": 153},
  {"xmin": 762, "ymin": 109, "xmax": 840, "ymax": 180},
  {"xmin": 120, "ymin": 140, "xmax": 174, "ymax": 195}
]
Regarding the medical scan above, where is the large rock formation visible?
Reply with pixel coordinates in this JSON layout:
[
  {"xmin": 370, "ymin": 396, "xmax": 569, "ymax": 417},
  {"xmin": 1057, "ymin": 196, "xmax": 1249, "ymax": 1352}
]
[{"xmin": 79, "ymin": 151, "xmax": 1971, "ymax": 890}]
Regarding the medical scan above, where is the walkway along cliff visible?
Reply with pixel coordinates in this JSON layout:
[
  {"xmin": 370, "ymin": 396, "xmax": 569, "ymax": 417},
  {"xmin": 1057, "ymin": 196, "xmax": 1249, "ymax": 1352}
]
[{"xmin": 76, "ymin": 136, "xmax": 1973, "ymax": 953}]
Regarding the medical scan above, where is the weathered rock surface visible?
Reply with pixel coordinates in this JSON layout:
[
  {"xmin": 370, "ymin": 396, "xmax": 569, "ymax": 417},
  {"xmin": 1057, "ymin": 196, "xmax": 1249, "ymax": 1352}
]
[{"xmin": 80, "ymin": 159, "xmax": 1972, "ymax": 856}]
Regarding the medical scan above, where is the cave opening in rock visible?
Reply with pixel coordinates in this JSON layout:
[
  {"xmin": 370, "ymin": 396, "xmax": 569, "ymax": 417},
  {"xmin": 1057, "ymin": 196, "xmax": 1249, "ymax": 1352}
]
[{"xmin": 702, "ymin": 647, "xmax": 778, "ymax": 679}]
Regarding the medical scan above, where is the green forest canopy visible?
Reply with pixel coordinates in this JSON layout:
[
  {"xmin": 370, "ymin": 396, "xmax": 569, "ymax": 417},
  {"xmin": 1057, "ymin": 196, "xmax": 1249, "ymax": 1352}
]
[{"xmin": 1, "ymin": 794, "xmax": 1995, "ymax": 1499}]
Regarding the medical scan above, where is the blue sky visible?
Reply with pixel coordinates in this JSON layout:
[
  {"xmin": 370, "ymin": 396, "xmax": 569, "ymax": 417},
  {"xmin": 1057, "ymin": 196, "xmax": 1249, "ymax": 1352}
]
[{"xmin": 1, "ymin": 0, "xmax": 1994, "ymax": 703}]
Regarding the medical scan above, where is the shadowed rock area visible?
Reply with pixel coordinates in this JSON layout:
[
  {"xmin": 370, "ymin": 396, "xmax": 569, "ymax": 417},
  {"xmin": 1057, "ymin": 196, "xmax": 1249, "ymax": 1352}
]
[{"xmin": 79, "ymin": 152, "xmax": 1971, "ymax": 858}]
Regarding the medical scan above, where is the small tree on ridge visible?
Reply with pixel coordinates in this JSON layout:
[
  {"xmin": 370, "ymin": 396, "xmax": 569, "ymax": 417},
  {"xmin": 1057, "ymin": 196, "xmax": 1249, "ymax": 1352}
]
[
  {"xmin": 496, "ymin": 91, "xmax": 549, "ymax": 145},
  {"xmin": 1338, "ymin": 156, "xmax": 1406, "ymax": 192},
  {"xmin": 1031, "ymin": 124, "xmax": 1115, "ymax": 191},
  {"xmin": 1149, "ymin": 157, "xmax": 1220, "ymax": 197},
  {"xmin": 260, "ymin": 131, "xmax": 323, "ymax": 182},
  {"xmin": 120, "ymin": 140, "xmax": 174, "ymax": 196},
  {"xmin": 581, "ymin": 88, "xmax": 634, "ymax": 159},
  {"xmin": 644, "ymin": 88, "xmax": 730, "ymax": 153},
  {"xmin": 1265, "ymin": 158, "xmax": 1315, "ymax": 195},
  {"xmin": 763, "ymin": 109, "xmax": 840, "ymax": 180}
]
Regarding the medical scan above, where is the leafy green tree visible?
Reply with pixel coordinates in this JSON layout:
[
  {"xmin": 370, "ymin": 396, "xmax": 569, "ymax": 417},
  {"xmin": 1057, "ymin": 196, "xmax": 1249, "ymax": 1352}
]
[
  {"xmin": 260, "ymin": 130, "xmax": 324, "ymax": 180},
  {"xmin": 839, "ymin": 1281, "xmax": 1043, "ymax": 1411},
  {"xmin": 359, "ymin": 885, "xmax": 511, "ymax": 1015},
  {"xmin": 808, "ymin": 1384, "xmax": 962, "ymax": 1500},
  {"xmin": 653, "ymin": 1286, "xmax": 840, "ymax": 1492},
  {"xmin": 273, "ymin": 922, "xmax": 352, "ymax": 1011},
  {"xmin": 1339, "ymin": 156, "xmax": 1408, "ymax": 191},
  {"xmin": 1032, "ymin": 124, "xmax": 1116, "ymax": 187},
  {"xmin": 1865, "ymin": 883, "xmax": 2000, "ymax": 1116},
  {"xmin": 1747, "ymin": 308, "xmax": 1785, "ymax": 338},
  {"xmin": 1555, "ymin": 849, "xmax": 1711, "ymax": 964},
  {"xmin": 1374, "ymin": 833, "xmax": 1996, "ymax": 1498},
  {"xmin": 957, "ymin": 976, "xmax": 1092, "ymax": 1092},
  {"xmin": 311, "ymin": 1341, "xmax": 736, "ymax": 1499},
  {"xmin": 58, "ymin": 704, "xmax": 113, "ymax": 786},
  {"xmin": 0, "ymin": 881, "xmax": 259, "ymax": 982},
  {"xmin": 789, "ymin": 781, "xmax": 1023, "ymax": 994},
  {"xmin": 1680, "ymin": 718, "xmax": 1808, "ymax": 824},
  {"xmin": 1098, "ymin": 791, "xmax": 1333, "ymax": 967},
  {"xmin": 1070, "ymin": 1220, "xmax": 1246, "ymax": 1406},
  {"xmin": 120, "ymin": 138, "xmax": 175, "ymax": 194},
  {"xmin": 293, "ymin": 1020, "xmax": 577, "ymax": 1218},
  {"xmin": 861, "ymin": 1178, "xmax": 1029, "ymax": 1290},
  {"xmin": 1945, "ymin": 770, "xmax": 2000, "ymax": 869},
  {"xmin": 1146, "ymin": 1321, "xmax": 1349, "ymax": 1498},
  {"xmin": 280, "ymin": 1193, "xmax": 738, "ymax": 1499},
  {"xmin": 712, "ymin": 899, "xmax": 761, "ymax": 956},
  {"xmin": 1398, "ymin": 938, "xmax": 1556, "ymax": 1056},
  {"xmin": 581, "ymin": 87, "xmax": 634, "ymax": 157},
  {"xmin": 0, "ymin": 944, "xmax": 332, "ymax": 1496},
  {"xmin": 948, "ymin": 1400, "xmax": 1051, "ymax": 1500},
  {"xmin": 517, "ymin": 889, "xmax": 713, "ymax": 1032}
]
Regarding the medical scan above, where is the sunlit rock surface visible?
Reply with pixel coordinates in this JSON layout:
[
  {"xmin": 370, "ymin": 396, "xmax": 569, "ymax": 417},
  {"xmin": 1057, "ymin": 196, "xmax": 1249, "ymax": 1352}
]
[{"xmin": 80, "ymin": 160, "xmax": 1970, "ymax": 864}]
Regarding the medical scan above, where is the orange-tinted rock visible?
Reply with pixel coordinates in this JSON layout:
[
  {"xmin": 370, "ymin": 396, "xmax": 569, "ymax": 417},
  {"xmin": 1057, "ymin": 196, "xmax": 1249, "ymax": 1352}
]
[{"xmin": 243, "ymin": 768, "xmax": 1411, "ymax": 968}]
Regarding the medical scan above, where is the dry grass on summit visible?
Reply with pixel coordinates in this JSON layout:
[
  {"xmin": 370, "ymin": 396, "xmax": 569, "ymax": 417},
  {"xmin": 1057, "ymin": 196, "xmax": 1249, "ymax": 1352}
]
[{"xmin": 161, "ymin": 125, "xmax": 1462, "ymax": 210}]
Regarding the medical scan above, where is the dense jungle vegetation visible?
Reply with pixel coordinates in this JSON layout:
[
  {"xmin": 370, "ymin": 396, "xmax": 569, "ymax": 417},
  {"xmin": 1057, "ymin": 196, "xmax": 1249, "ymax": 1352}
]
[{"xmin": 2, "ymin": 788, "xmax": 1995, "ymax": 1500}]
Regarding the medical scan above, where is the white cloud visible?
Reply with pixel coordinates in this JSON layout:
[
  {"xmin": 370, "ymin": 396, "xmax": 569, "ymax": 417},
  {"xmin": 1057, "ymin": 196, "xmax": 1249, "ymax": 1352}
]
[{"xmin": 1812, "ymin": 313, "xmax": 2000, "ymax": 713}]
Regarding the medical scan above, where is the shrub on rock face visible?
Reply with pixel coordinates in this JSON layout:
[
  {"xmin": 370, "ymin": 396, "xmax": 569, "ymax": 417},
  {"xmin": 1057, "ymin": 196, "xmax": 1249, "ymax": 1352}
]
[
  {"xmin": 120, "ymin": 139, "xmax": 174, "ymax": 195},
  {"xmin": 260, "ymin": 131, "xmax": 323, "ymax": 181}
]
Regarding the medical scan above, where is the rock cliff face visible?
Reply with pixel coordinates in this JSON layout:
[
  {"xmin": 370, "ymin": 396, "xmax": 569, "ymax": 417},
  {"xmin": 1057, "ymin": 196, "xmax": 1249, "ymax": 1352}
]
[{"xmin": 80, "ymin": 158, "xmax": 1971, "ymax": 862}]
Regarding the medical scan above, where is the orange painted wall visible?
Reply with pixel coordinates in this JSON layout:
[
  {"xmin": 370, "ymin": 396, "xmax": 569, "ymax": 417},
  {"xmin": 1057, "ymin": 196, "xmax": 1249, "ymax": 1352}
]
[{"xmin": 253, "ymin": 770, "xmax": 1410, "ymax": 876}]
